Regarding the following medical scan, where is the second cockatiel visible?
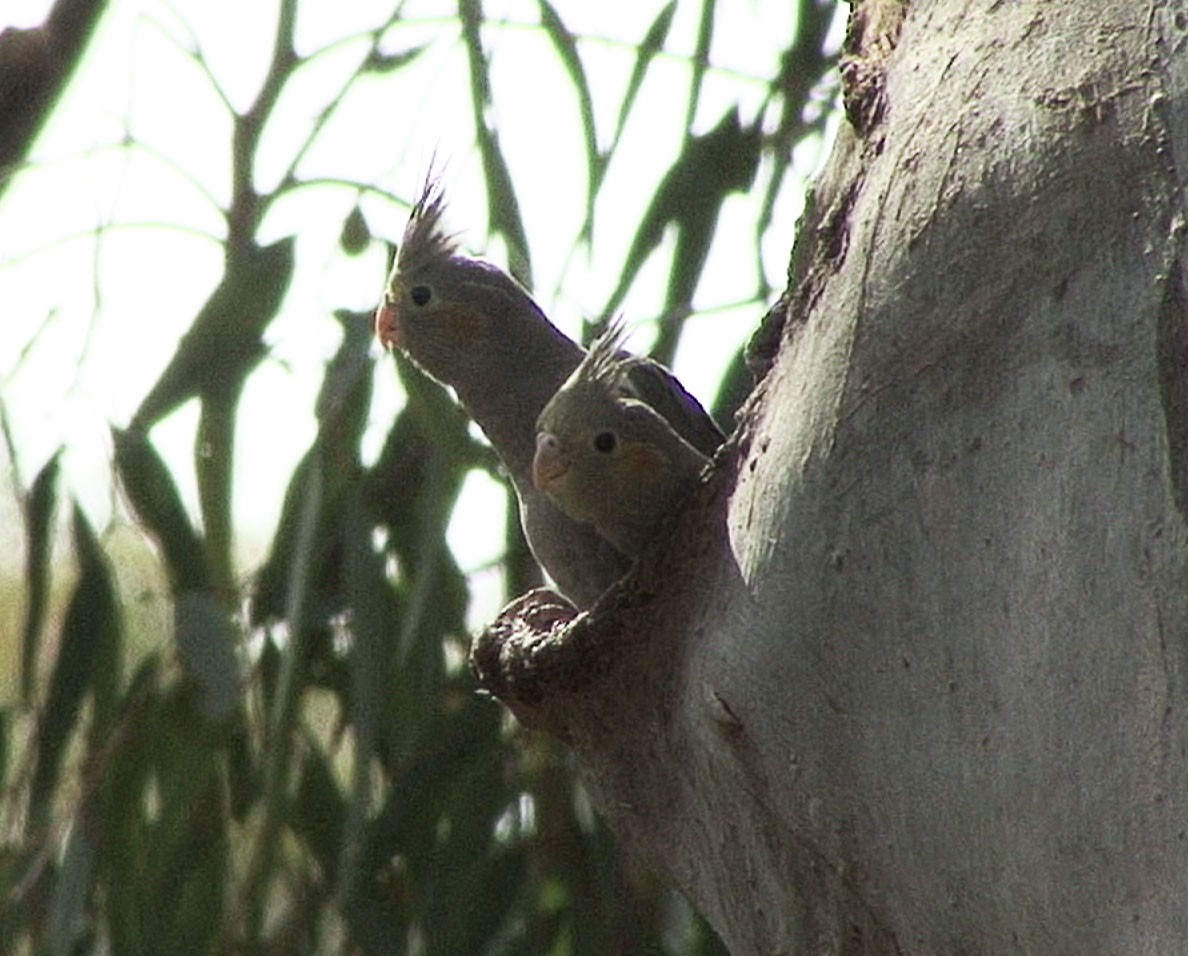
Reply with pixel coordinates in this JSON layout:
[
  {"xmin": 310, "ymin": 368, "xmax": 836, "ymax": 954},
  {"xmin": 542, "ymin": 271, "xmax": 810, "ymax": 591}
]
[
  {"xmin": 375, "ymin": 180, "xmax": 628, "ymax": 607},
  {"xmin": 533, "ymin": 323, "xmax": 724, "ymax": 558}
]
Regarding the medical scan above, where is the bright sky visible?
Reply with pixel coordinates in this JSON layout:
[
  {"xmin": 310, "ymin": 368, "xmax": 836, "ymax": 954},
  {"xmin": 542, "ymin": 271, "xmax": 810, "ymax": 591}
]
[{"xmin": 0, "ymin": 0, "xmax": 837, "ymax": 632}]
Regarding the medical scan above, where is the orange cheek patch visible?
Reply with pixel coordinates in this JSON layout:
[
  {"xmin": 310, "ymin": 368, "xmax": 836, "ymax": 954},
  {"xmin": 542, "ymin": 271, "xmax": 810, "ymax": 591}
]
[
  {"xmin": 437, "ymin": 305, "xmax": 483, "ymax": 350},
  {"xmin": 623, "ymin": 443, "xmax": 668, "ymax": 480}
]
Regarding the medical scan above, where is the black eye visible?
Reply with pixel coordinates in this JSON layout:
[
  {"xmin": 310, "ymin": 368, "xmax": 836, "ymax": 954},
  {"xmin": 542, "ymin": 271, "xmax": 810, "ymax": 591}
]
[
  {"xmin": 593, "ymin": 431, "xmax": 617, "ymax": 454},
  {"xmin": 410, "ymin": 284, "xmax": 432, "ymax": 307}
]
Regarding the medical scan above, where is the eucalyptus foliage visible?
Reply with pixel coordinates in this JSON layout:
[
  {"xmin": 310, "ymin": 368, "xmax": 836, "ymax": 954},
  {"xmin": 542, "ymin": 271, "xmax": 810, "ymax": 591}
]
[{"xmin": 0, "ymin": 1, "xmax": 838, "ymax": 952}]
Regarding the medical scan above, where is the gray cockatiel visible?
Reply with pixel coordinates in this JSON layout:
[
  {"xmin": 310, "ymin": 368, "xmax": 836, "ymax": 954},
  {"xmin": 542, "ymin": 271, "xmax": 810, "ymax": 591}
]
[
  {"xmin": 375, "ymin": 181, "xmax": 627, "ymax": 607},
  {"xmin": 533, "ymin": 322, "xmax": 723, "ymax": 558}
]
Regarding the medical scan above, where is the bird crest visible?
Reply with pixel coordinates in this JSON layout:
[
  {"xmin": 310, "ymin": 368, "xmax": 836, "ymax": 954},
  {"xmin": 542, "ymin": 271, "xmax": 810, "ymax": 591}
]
[
  {"xmin": 566, "ymin": 320, "xmax": 725, "ymax": 458},
  {"xmin": 397, "ymin": 174, "xmax": 460, "ymax": 277},
  {"xmin": 575, "ymin": 319, "xmax": 631, "ymax": 392}
]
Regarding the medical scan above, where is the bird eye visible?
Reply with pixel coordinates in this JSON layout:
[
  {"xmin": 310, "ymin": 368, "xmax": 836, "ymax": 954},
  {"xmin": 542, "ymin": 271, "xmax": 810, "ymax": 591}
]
[
  {"xmin": 409, "ymin": 284, "xmax": 432, "ymax": 307},
  {"xmin": 593, "ymin": 431, "xmax": 617, "ymax": 454}
]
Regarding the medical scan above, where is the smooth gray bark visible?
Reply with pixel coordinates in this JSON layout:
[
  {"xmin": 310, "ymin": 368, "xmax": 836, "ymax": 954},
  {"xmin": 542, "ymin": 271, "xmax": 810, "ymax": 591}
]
[{"xmin": 475, "ymin": 2, "xmax": 1188, "ymax": 952}]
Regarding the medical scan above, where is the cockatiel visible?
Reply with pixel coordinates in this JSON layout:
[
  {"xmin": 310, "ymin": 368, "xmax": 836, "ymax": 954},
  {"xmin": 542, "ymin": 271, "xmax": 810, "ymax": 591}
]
[
  {"xmin": 375, "ymin": 180, "xmax": 629, "ymax": 607},
  {"xmin": 533, "ymin": 322, "xmax": 723, "ymax": 558}
]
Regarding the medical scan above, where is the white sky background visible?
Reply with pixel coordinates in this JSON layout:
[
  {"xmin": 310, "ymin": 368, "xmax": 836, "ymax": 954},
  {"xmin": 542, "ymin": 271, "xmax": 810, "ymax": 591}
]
[{"xmin": 0, "ymin": 0, "xmax": 839, "ymax": 636}]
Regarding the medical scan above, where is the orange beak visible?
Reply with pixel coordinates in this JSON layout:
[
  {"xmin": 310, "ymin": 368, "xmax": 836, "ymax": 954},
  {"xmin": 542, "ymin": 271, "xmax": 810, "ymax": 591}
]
[
  {"xmin": 533, "ymin": 432, "xmax": 569, "ymax": 492},
  {"xmin": 374, "ymin": 295, "xmax": 402, "ymax": 349}
]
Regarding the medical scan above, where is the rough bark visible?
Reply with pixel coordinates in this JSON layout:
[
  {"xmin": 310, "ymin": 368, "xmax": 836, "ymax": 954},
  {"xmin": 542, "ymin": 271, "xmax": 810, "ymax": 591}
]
[{"xmin": 474, "ymin": 2, "xmax": 1188, "ymax": 953}]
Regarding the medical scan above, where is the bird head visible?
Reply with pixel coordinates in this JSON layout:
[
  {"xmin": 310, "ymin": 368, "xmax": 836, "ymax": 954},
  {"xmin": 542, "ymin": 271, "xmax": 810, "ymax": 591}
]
[
  {"xmin": 533, "ymin": 394, "xmax": 676, "ymax": 522},
  {"xmin": 375, "ymin": 179, "xmax": 554, "ymax": 386},
  {"xmin": 533, "ymin": 323, "xmax": 709, "ymax": 554}
]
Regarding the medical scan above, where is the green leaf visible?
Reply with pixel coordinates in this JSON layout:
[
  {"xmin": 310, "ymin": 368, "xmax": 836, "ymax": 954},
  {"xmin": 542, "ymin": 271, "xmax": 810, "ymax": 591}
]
[
  {"xmin": 250, "ymin": 452, "xmax": 328, "ymax": 627},
  {"xmin": 253, "ymin": 309, "xmax": 373, "ymax": 630},
  {"xmin": 0, "ymin": 711, "xmax": 8, "ymax": 797},
  {"xmin": 196, "ymin": 388, "xmax": 238, "ymax": 599},
  {"xmin": 29, "ymin": 506, "xmax": 120, "ymax": 833},
  {"xmin": 381, "ymin": 537, "xmax": 459, "ymax": 766},
  {"xmin": 340, "ymin": 204, "xmax": 371, "ymax": 255},
  {"xmin": 756, "ymin": 0, "xmax": 839, "ymax": 254},
  {"xmin": 148, "ymin": 763, "xmax": 228, "ymax": 956},
  {"xmin": 132, "ymin": 237, "xmax": 295, "ymax": 429},
  {"xmin": 179, "ymin": 241, "xmax": 296, "ymax": 597},
  {"xmin": 93, "ymin": 674, "xmax": 229, "ymax": 956},
  {"xmin": 336, "ymin": 493, "xmax": 398, "ymax": 913},
  {"xmin": 458, "ymin": 0, "xmax": 533, "ymax": 288},
  {"xmin": 457, "ymin": 0, "xmax": 493, "ymax": 104},
  {"xmin": 362, "ymin": 45, "xmax": 428, "ymax": 74},
  {"xmin": 174, "ymin": 590, "xmax": 241, "ymax": 723},
  {"xmin": 363, "ymin": 692, "xmax": 502, "ymax": 875},
  {"xmin": 293, "ymin": 739, "xmax": 346, "ymax": 880},
  {"xmin": 343, "ymin": 497, "xmax": 397, "ymax": 756},
  {"xmin": 420, "ymin": 735, "xmax": 511, "ymax": 949},
  {"xmin": 684, "ymin": 0, "xmax": 718, "ymax": 130},
  {"xmin": 578, "ymin": 0, "xmax": 677, "ymax": 248},
  {"xmin": 536, "ymin": 0, "xmax": 599, "ymax": 213},
  {"xmin": 0, "ymin": 841, "xmax": 35, "ymax": 949},
  {"xmin": 366, "ymin": 355, "xmax": 486, "ymax": 572},
  {"xmin": 21, "ymin": 450, "xmax": 60, "ymax": 703},
  {"xmin": 710, "ymin": 344, "xmax": 753, "ymax": 429},
  {"xmin": 444, "ymin": 846, "xmax": 528, "ymax": 954},
  {"xmin": 48, "ymin": 820, "xmax": 97, "ymax": 956},
  {"xmin": 96, "ymin": 659, "xmax": 160, "ymax": 956},
  {"xmin": 607, "ymin": 1, "xmax": 676, "ymax": 160},
  {"xmin": 598, "ymin": 108, "xmax": 762, "ymax": 363},
  {"xmin": 113, "ymin": 427, "xmax": 208, "ymax": 593},
  {"xmin": 317, "ymin": 310, "xmax": 375, "ymax": 442}
]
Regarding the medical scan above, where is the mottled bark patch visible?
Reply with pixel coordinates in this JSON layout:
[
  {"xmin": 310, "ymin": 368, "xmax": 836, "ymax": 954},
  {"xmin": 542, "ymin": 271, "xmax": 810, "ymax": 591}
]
[
  {"xmin": 1157, "ymin": 257, "xmax": 1188, "ymax": 522},
  {"xmin": 840, "ymin": 0, "xmax": 906, "ymax": 137}
]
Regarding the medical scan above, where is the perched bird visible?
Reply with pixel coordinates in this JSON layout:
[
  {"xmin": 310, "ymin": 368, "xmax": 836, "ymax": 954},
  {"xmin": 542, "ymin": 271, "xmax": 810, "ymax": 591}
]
[
  {"xmin": 375, "ymin": 180, "xmax": 629, "ymax": 607},
  {"xmin": 533, "ymin": 323, "xmax": 723, "ymax": 558}
]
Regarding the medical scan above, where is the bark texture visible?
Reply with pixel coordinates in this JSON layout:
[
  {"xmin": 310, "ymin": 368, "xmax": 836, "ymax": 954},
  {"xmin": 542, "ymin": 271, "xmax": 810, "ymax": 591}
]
[{"xmin": 474, "ymin": 2, "xmax": 1188, "ymax": 953}]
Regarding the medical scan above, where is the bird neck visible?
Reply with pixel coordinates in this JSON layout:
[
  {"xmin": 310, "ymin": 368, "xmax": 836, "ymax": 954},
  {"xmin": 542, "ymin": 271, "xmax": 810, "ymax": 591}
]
[{"xmin": 455, "ymin": 332, "xmax": 582, "ymax": 484}]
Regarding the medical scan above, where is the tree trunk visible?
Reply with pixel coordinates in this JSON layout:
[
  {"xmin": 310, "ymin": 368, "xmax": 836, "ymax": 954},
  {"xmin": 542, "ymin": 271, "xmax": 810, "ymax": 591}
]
[{"xmin": 474, "ymin": 2, "xmax": 1188, "ymax": 952}]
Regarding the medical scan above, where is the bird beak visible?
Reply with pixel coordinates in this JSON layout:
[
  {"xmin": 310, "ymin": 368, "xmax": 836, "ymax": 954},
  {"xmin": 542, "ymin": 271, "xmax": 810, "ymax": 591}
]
[
  {"xmin": 533, "ymin": 432, "xmax": 569, "ymax": 492},
  {"xmin": 374, "ymin": 288, "xmax": 402, "ymax": 349}
]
